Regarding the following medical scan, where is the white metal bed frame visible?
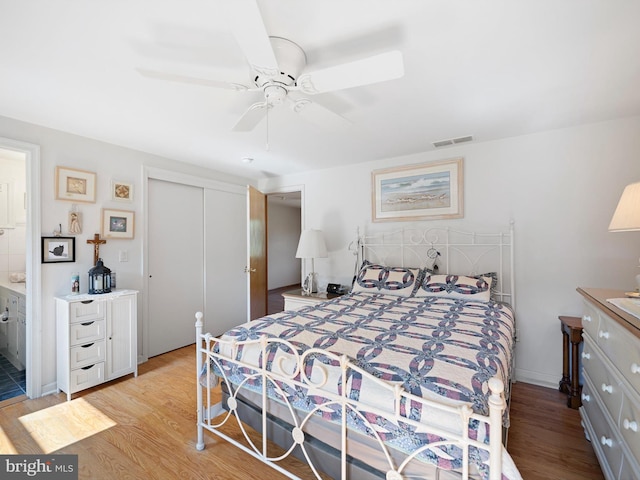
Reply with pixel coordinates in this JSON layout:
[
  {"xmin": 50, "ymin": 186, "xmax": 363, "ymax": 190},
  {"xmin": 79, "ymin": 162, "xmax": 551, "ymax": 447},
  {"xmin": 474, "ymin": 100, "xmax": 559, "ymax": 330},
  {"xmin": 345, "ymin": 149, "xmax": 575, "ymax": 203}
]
[{"xmin": 195, "ymin": 224, "xmax": 517, "ymax": 480}]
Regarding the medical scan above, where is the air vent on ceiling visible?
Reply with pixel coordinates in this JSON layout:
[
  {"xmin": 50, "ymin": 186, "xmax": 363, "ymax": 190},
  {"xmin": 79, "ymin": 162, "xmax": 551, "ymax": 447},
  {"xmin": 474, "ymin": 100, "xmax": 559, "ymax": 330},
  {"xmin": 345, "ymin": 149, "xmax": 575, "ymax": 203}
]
[{"xmin": 432, "ymin": 135, "xmax": 474, "ymax": 148}]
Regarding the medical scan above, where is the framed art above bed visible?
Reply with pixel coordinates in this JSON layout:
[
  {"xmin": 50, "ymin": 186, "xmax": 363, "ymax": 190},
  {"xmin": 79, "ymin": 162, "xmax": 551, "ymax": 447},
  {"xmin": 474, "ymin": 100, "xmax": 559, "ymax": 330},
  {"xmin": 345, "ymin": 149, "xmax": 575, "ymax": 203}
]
[{"xmin": 371, "ymin": 157, "xmax": 463, "ymax": 222}]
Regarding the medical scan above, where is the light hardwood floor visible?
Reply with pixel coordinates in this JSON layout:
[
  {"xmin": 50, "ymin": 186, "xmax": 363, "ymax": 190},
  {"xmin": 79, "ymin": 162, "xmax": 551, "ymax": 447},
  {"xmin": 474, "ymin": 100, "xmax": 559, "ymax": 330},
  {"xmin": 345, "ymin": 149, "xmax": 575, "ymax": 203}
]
[{"xmin": 0, "ymin": 345, "xmax": 603, "ymax": 480}]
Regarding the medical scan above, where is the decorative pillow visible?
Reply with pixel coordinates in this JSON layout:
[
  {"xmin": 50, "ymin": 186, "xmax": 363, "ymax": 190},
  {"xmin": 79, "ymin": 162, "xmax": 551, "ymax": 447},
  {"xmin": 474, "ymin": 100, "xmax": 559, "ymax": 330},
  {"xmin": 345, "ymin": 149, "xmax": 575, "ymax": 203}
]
[
  {"xmin": 351, "ymin": 260, "xmax": 422, "ymax": 297},
  {"xmin": 415, "ymin": 274, "xmax": 493, "ymax": 302}
]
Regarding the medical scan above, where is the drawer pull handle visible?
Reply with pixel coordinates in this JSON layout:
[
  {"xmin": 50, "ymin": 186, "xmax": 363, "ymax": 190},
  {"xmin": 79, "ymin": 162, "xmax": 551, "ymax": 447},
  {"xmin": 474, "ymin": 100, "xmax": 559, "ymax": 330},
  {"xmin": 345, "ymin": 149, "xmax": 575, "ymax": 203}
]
[
  {"xmin": 81, "ymin": 364, "xmax": 95, "ymax": 370},
  {"xmin": 598, "ymin": 330, "xmax": 610, "ymax": 339},
  {"xmin": 80, "ymin": 343, "xmax": 94, "ymax": 349},
  {"xmin": 631, "ymin": 363, "xmax": 640, "ymax": 374},
  {"xmin": 581, "ymin": 393, "xmax": 590, "ymax": 402},
  {"xmin": 81, "ymin": 300, "xmax": 94, "ymax": 304},
  {"xmin": 81, "ymin": 321, "xmax": 95, "ymax": 326},
  {"xmin": 581, "ymin": 352, "xmax": 591, "ymax": 360},
  {"xmin": 623, "ymin": 419, "xmax": 638, "ymax": 432},
  {"xmin": 600, "ymin": 436, "xmax": 613, "ymax": 448},
  {"xmin": 583, "ymin": 315, "xmax": 592, "ymax": 323},
  {"xmin": 601, "ymin": 384, "xmax": 613, "ymax": 394}
]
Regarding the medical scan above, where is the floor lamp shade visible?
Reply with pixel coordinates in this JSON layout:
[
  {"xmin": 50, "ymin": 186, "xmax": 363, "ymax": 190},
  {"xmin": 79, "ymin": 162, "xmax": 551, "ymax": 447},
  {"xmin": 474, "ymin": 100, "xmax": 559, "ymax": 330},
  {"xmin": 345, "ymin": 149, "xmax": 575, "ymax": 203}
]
[
  {"xmin": 609, "ymin": 182, "xmax": 640, "ymax": 232},
  {"xmin": 295, "ymin": 229, "xmax": 327, "ymax": 293}
]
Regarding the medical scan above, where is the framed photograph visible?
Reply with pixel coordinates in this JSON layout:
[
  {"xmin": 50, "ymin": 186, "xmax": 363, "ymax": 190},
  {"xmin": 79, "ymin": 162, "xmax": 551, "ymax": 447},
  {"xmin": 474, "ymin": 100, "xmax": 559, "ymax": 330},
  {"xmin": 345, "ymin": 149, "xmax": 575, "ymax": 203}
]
[
  {"xmin": 102, "ymin": 208, "xmax": 135, "ymax": 239},
  {"xmin": 41, "ymin": 237, "xmax": 76, "ymax": 263},
  {"xmin": 111, "ymin": 180, "xmax": 134, "ymax": 203},
  {"xmin": 55, "ymin": 166, "xmax": 96, "ymax": 203},
  {"xmin": 372, "ymin": 157, "xmax": 464, "ymax": 222}
]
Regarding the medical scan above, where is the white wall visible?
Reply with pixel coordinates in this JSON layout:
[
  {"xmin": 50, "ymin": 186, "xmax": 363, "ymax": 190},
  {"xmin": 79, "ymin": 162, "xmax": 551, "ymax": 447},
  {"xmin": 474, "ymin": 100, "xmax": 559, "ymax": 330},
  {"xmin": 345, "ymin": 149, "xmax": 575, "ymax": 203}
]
[
  {"xmin": 260, "ymin": 116, "xmax": 640, "ymax": 387},
  {"xmin": 0, "ymin": 114, "xmax": 252, "ymax": 395},
  {"xmin": 267, "ymin": 200, "xmax": 301, "ymax": 289}
]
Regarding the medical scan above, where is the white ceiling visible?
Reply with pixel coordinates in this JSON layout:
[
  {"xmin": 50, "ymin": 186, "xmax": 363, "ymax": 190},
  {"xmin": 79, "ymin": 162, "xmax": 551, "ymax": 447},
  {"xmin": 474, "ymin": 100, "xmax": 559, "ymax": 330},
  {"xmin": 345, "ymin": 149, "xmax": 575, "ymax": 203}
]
[{"xmin": 1, "ymin": 1, "xmax": 639, "ymax": 180}]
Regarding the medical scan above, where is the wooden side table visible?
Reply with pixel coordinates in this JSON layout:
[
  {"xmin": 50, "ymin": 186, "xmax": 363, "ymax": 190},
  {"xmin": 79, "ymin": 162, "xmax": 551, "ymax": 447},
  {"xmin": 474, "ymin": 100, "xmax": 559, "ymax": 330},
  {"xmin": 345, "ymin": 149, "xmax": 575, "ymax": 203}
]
[{"xmin": 558, "ymin": 315, "xmax": 583, "ymax": 409}]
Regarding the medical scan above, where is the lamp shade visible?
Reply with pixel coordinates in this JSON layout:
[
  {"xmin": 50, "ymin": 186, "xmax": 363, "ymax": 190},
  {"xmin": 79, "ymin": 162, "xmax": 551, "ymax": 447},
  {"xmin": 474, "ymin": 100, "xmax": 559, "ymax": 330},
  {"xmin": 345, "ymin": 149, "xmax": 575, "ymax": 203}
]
[
  {"xmin": 295, "ymin": 229, "xmax": 328, "ymax": 259},
  {"xmin": 609, "ymin": 182, "xmax": 640, "ymax": 232}
]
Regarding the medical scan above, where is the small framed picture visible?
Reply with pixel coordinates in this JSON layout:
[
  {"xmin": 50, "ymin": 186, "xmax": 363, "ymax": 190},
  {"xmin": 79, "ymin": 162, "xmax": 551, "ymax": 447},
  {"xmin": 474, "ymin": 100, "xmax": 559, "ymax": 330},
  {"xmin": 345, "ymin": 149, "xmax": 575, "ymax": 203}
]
[
  {"xmin": 102, "ymin": 208, "xmax": 135, "ymax": 239},
  {"xmin": 111, "ymin": 180, "xmax": 134, "ymax": 203},
  {"xmin": 55, "ymin": 166, "xmax": 96, "ymax": 203},
  {"xmin": 42, "ymin": 237, "xmax": 76, "ymax": 263}
]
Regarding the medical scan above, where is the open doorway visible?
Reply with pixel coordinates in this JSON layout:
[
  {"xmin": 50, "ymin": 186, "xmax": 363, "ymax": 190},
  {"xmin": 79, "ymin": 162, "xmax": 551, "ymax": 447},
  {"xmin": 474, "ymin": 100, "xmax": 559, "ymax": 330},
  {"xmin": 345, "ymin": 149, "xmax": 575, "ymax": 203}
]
[
  {"xmin": 266, "ymin": 191, "xmax": 301, "ymax": 314},
  {"xmin": 0, "ymin": 148, "xmax": 27, "ymax": 403}
]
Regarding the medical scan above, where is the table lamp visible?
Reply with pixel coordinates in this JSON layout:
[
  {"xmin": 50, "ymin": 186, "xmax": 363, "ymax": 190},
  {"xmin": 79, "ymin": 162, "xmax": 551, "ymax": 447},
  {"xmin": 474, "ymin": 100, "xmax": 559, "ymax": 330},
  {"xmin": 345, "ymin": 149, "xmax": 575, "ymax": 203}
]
[
  {"xmin": 609, "ymin": 181, "xmax": 640, "ymax": 290},
  {"xmin": 295, "ymin": 229, "xmax": 328, "ymax": 294}
]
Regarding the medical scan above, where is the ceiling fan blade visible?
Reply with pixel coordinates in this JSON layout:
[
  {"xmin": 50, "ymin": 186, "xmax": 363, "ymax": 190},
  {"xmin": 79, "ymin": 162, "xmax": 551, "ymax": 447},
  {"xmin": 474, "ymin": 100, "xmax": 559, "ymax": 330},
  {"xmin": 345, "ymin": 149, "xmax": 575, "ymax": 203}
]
[
  {"xmin": 232, "ymin": 102, "xmax": 270, "ymax": 131},
  {"xmin": 228, "ymin": 0, "xmax": 279, "ymax": 79},
  {"xmin": 288, "ymin": 98, "xmax": 352, "ymax": 132},
  {"xmin": 296, "ymin": 50, "xmax": 404, "ymax": 95},
  {"xmin": 136, "ymin": 68, "xmax": 251, "ymax": 91}
]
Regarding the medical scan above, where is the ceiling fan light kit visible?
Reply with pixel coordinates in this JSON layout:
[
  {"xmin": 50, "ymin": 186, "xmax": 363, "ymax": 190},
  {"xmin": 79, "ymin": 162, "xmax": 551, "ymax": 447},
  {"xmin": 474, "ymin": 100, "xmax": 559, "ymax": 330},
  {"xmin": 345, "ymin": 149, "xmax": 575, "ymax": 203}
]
[{"xmin": 140, "ymin": 0, "xmax": 405, "ymax": 133}]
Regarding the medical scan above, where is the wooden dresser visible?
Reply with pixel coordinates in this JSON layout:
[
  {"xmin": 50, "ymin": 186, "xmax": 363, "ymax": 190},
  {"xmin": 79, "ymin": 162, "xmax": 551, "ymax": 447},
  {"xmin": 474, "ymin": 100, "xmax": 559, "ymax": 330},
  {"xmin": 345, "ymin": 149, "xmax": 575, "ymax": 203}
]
[{"xmin": 577, "ymin": 287, "xmax": 640, "ymax": 479}]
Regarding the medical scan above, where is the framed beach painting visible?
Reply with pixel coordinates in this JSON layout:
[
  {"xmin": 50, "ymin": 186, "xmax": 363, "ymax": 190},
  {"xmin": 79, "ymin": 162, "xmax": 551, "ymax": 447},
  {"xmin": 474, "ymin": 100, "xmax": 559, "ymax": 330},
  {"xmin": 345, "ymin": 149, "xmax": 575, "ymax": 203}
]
[{"xmin": 372, "ymin": 157, "xmax": 464, "ymax": 222}]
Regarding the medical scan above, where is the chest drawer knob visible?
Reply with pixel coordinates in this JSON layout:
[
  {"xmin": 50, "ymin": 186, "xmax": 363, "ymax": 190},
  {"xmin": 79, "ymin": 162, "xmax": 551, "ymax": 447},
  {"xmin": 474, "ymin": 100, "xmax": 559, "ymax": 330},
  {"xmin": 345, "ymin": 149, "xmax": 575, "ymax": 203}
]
[
  {"xmin": 582, "ymin": 352, "xmax": 591, "ymax": 360},
  {"xmin": 623, "ymin": 419, "xmax": 638, "ymax": 432},
  {"xmin": 598, "ymin": 330, "xmax": 610, "ymax": 339},
  {"xmin": 583, "ymin": 315, "xmax": 592, "ymax": 323},
  {"xmin": 631, "ymin": 363, "xmax": 640, "ymax": 374},
  {"xmin": 600, "ymin": 436, "xmax": 613, "ymax": 448},
  {"xmin": 581, "ymin": 393, "xmax": 591, "ymax": 402},
  {"xmin": 601, "ymin": 383, "xmax": 613, "ymax": 394}
]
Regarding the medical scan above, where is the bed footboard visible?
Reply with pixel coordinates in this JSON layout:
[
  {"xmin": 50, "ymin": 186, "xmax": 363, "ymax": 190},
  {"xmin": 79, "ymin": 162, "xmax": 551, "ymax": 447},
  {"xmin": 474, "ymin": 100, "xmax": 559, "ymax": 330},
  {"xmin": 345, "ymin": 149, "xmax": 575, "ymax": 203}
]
[{"xmin": 195, "ymin": 312, "xmax": 515, "ymax": 480}]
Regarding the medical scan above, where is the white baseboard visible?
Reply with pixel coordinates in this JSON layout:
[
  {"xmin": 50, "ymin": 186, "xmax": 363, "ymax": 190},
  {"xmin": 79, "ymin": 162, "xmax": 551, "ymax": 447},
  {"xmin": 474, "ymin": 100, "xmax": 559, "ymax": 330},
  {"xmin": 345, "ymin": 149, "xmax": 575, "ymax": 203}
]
[{"xmin": 515, "ymin": 368, "xmax": 558, "ymax": 389}]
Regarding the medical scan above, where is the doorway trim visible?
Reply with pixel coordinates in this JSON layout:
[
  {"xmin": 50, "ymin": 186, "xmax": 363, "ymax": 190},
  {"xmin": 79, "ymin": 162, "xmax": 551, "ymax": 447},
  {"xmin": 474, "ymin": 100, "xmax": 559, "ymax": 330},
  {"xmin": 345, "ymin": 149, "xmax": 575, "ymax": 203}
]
[{"xmin": 0, "ymin": 137, "xmax": 41, "ymax": 398}]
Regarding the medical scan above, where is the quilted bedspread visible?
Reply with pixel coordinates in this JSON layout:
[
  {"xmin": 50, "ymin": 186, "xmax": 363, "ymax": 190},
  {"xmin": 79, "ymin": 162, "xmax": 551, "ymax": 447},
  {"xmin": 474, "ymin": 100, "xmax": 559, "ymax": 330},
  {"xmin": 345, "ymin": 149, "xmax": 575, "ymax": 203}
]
[{"xmin": 210, "ymin": 292, "xmax": 519, "ymax": 479}]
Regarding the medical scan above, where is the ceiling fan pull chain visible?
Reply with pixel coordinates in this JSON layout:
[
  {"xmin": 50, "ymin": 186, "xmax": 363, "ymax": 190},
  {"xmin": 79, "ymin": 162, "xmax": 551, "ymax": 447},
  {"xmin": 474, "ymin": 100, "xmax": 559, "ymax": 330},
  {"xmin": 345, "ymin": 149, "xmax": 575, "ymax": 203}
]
[{"xmin": 265, "ymin": 105, "xmax": 270, "ymax": 151}]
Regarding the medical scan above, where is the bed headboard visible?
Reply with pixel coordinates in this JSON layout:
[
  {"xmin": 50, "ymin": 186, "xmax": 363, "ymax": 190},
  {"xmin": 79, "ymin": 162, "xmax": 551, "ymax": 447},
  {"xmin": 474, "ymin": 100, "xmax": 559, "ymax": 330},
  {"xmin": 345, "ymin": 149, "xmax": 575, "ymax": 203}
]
[{"xmin": 356, "ymin": 223, "xmax": 515, "ymax": 308}]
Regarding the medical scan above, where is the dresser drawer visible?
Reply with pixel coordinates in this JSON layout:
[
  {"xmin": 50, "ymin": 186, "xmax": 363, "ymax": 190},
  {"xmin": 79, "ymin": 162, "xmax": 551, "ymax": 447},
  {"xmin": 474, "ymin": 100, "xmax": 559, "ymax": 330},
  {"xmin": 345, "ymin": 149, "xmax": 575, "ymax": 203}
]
[
  {"xmin": 582, "ymin": 377, "xmax": 625, "ymax": 479},
  {"xmin": 583, "ymin": 336, "xmax": 623, "ymax": 420},
  {"xmin": 69, "ymin": 320, "xmax": 105, "ymax": 347},
  {"xmin": 70, "ymin": 341, "xmax": 106, "ymax": 369},
  {"xmin": 620, "ymin": 388, "xmax": 640, "ymax": 462},
  {"xmin": 70, "ymin": 299, "xmax": 105, "ymax": 324},
  {"xmin": 582, "ymin": 301, "xmax": 602, "ymax": 343},
  {"xmin": 70, "ymin": 362, "xmax": 105, "ymax": 392}
]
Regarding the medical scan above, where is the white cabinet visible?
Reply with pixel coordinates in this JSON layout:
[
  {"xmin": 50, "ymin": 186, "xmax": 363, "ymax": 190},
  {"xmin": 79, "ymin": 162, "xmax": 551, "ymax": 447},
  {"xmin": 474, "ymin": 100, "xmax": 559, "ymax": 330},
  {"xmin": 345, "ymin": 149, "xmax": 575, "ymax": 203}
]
[
  {"xmin": 0, "ymin": 288, "xmax": 26, "ymax": 370},
  {"xmin": 578, "ymin": 288, "xmax": 640, "ymax": 480},
  {"xmin": 56, "ymin": 290, "xmax": 138, "ymax": 401}
]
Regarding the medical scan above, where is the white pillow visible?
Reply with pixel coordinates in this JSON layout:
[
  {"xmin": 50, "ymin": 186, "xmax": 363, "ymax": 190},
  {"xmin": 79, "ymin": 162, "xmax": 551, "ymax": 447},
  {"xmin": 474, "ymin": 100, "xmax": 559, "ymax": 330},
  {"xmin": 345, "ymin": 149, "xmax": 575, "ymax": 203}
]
[
  {"xmin": 351, "ymin": 261, "xmax": 422, "ymax": 297},
  {"xmin": 415, "ymin": 274, "xmax": 492, "ymax": 302}
]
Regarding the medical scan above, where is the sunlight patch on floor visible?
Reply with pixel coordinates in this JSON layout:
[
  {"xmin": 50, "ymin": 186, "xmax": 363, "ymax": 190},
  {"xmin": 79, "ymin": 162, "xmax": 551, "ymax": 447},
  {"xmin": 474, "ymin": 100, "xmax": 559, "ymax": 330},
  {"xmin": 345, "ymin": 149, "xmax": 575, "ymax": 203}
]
[
  {"xmin": 18, "ymin": 398, "xmax": 116, "ymax": 453},
  {"xmin": 0, "ymin": 427, "xmax": 18, "ymax": 453}
]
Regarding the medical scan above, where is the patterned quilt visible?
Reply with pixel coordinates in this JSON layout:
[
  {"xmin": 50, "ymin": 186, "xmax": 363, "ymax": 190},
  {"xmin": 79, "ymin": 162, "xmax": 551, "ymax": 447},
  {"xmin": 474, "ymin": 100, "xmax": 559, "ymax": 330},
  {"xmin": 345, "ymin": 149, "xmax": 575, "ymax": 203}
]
[{"xmin": 210, "ymin": 292, "xmax": 519, "ymax": 479}]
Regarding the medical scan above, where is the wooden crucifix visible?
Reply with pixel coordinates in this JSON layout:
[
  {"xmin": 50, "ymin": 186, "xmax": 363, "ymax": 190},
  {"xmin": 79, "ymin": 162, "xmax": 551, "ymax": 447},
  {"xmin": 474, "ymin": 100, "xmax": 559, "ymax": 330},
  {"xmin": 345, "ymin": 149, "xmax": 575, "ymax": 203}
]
[{"xmin": 87, "ymin": 233, "xmax": 106, "ymax": 265}]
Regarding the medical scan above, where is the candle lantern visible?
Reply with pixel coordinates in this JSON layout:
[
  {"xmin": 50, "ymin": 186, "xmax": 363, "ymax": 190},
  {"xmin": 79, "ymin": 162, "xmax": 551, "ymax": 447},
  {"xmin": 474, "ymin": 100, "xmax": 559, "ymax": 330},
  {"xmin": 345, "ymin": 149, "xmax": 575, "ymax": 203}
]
[{"xmin": 88, "ymin": 258, "xmax": 112, "ymax": 294}]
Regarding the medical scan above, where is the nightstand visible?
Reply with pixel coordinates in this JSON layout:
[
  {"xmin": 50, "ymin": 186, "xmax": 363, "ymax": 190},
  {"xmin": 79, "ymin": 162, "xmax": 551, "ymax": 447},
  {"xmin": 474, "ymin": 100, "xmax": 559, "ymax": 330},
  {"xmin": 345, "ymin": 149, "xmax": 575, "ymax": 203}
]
[{"xmin": 282, "ymin": 288, "xmax": 343, "ymax": 311}]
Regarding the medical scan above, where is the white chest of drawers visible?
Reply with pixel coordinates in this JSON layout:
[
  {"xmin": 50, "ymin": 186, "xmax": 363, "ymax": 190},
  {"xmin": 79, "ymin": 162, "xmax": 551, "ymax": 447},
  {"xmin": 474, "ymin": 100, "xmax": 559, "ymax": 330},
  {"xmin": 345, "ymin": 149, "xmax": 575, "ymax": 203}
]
[
  {"xmin": 578, "ymin": 288, "xmax": 640, "ymax": 480},
  {"xmin": 56, "ymin": 289, "xmax": 138, "ymax": 401}
]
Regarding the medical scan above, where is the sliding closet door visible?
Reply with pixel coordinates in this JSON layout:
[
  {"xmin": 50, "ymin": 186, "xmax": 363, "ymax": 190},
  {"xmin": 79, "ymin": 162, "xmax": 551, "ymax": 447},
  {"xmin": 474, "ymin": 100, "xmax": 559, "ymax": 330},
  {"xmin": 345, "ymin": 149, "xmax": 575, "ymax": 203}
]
[
  {"xmin": 204, "ymin": 188, "xmax": 247, "ymax": 336},
  {"xmin": 147, "ymin": 179, "xmax": 204, "ymax": 357}
]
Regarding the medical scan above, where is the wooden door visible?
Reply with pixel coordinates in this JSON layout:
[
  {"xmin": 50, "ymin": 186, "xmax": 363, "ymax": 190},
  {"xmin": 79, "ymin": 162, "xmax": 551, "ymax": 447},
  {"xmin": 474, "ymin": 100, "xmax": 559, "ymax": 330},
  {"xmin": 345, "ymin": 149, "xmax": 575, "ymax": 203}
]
[
  {"xmin": 148, "ymin": 179, "xmax": 204, "ymax": 357},
  {"xmin": 248, "ymin": 186, "xmax": 267, "ymax": 320}
]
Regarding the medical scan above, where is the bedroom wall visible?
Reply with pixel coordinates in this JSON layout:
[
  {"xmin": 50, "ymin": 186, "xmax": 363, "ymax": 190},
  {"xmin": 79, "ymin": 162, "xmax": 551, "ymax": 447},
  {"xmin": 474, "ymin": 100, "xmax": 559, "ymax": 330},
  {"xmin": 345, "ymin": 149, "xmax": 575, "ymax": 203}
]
[
  {"xmin": 260, "ymin": 115, "xmax": 640, "ymax": 387},
  {"xmin": 0, "ymin": 114, "xmax": 253, "ymax": 395},
  {"xmin": 267, "ymin": 200, "xmax": 301, "ymax": 290}
]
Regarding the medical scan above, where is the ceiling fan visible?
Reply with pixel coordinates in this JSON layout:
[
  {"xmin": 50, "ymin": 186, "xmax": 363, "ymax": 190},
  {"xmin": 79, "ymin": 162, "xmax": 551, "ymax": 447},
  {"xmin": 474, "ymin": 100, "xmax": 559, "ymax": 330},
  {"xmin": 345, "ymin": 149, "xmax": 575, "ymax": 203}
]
[{"xmin": 138, "ymin": 0, "xmax": 404, "ymax": 132}]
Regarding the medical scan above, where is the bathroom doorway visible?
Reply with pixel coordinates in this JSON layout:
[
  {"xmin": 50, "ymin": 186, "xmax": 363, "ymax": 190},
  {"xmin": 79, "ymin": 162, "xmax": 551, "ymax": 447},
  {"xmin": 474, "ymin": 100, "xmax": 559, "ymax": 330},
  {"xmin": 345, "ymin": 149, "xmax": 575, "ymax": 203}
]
[{"xmin": 0, "ymin": 147, "xmax": 27, "ymax": 403}]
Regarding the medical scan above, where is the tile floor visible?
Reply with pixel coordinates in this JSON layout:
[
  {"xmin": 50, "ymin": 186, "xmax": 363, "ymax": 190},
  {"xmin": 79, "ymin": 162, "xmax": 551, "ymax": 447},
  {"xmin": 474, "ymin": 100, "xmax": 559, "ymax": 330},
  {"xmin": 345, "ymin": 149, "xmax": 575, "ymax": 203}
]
[{"xmin": 0, "ymin": 353, "xmax": 26, "ymax": 401}]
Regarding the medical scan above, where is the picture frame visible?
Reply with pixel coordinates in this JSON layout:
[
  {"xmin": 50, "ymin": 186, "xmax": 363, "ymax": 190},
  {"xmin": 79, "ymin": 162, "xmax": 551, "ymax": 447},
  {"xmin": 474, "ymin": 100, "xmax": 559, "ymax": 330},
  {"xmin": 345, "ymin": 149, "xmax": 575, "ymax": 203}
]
[
  {"xmin": 55, "ymin": 166, "xmax": 96, "ymax": 203},
  {"xmin": 372, "ymin": 157, "xmax": 464, "ymax": 222},
  {"xmin": 41, "ymin": 236, "xmax": 76, "ymax": 263},
  {"xmin": 111, "ymin": 179, "xmax": 134, "ymax": 203},
  {"xmin": 102, "ymin": 208, "xmax": 135, "ymax": 239}
]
